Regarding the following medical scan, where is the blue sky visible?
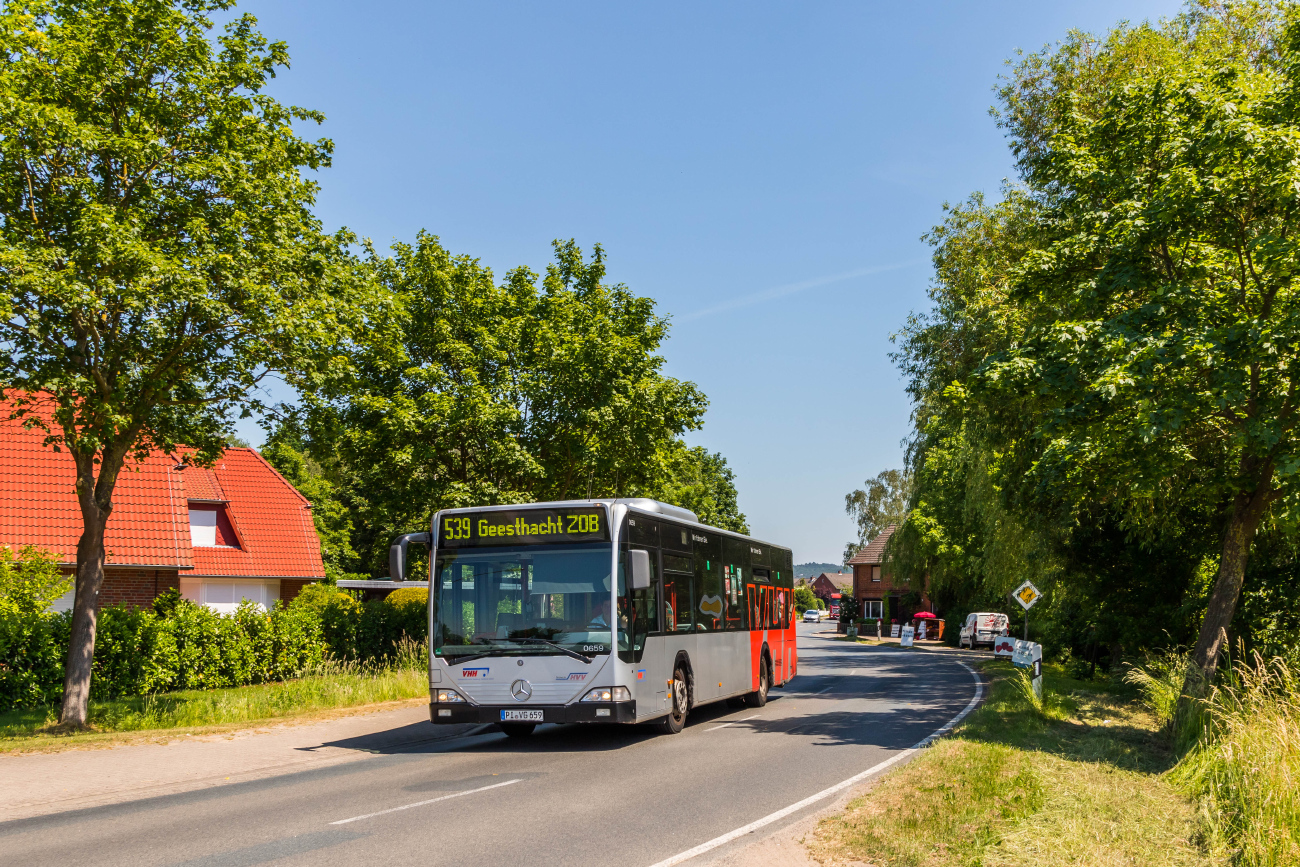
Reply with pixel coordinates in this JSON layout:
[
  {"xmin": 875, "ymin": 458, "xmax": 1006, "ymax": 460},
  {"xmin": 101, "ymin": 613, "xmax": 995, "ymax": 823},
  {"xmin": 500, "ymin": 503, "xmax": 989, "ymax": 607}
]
[{"xmin": 232, "ymin": 0, "xmax": 1185, "ymax": 564}]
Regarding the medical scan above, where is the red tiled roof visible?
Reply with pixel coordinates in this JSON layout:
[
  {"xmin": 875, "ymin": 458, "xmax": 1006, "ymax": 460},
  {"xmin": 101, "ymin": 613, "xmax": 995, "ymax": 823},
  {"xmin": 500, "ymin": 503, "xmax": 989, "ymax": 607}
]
[
  {"xmin": 846, "ymin": 524, "xmax": 898, "ymax": 566},
  {"xmin": 0, "ymin": 404, "xmax": 192, "ymax": 568},
  {"xmin": 183, "ymin": 448, "xmax": 323, "ymax": 579},
  {"xmin": 814, "ymin": 572, "xmax": 853, "ymax": 590},
  {"xmin": 0, "ymin": 398, "xmax": 323, "ymax": 578},
  {"xmin": 182, "ymin": 465, "xmax": 226, "ymax": 503}
]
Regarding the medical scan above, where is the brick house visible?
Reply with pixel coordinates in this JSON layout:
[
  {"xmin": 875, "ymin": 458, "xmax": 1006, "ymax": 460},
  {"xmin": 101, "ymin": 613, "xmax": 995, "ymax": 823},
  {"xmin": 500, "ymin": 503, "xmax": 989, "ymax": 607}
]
[
  {"xmin": 0, "ymin": 400, "xmax": 325, "ymax": 612},
  {"xmin": 809, "ymin": 572, "xmax": 853, "ymax": 605},
  {"xmin": 845, "ymin": 524, "xmax": 931, "ymax": 621}
]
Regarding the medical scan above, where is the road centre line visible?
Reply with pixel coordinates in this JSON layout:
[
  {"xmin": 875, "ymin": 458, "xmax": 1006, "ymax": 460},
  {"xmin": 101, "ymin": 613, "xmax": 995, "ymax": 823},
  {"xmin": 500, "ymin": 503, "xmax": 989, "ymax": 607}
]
[
  {"xmin": 329, "ymin": 779, "xmax": 522, "ymax": 825},
  {"xmin": 645, "ymin": 662, "xmax": 984, "ymax": 867}
]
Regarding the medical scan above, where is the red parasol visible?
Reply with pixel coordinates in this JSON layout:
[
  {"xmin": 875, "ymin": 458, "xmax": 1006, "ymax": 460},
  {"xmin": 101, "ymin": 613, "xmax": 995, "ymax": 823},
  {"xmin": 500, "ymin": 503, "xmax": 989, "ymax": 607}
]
[{"xmin": 913, "ymin": 611, "xmax": 938, "ymax": 619}]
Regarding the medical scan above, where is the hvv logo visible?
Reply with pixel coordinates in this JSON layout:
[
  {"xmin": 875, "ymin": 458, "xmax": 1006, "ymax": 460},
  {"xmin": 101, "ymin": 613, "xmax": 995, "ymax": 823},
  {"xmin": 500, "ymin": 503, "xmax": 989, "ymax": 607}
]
[
  {"xmin": 459, "ymin": 668, "xmax": 490, "ymax": 678},
  {"xmin": 556, "ymin": 672, "xmax": 588, "ymax": 682}
]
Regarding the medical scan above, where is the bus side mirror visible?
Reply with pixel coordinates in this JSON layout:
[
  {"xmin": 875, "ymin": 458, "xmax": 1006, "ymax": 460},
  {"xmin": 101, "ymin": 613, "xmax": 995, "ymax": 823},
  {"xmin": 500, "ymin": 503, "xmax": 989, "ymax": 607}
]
[
  {"xmin": 389, "ymin": 532, "xmax": 432, "ymax": 581},
  {"xmin": 629, "ymin": 549, "xmax": 651, "ymax": 590}
]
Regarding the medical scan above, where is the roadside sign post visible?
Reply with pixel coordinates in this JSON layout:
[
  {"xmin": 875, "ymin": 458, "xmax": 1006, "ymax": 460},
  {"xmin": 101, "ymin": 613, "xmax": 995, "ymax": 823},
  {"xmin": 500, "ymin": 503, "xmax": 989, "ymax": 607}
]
[{"xmin": 1011, "ymin": 580, "xmax": 1042, "ymax": 641}]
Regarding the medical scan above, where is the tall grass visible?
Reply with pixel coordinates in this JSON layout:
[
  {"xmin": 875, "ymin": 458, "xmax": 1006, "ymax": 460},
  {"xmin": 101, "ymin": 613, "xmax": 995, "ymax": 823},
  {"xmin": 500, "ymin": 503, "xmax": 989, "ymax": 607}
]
[
  {"xmin": 1124, "ymin": 650, "xmax": 1189, "ymax": 729},
  {"xmin": 0, "ymin": 641, "xmax": 431, "ymax": 741},
  {"xmin": 1129, "ymin": 649, "xmax": 1300, "ymax": 866}
]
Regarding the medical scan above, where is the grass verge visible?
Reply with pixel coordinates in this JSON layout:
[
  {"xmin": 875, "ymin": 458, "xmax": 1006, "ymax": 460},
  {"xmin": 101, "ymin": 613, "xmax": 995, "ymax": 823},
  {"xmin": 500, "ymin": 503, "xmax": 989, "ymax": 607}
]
[
  {"xmin": 807, "ymin": 662, "xmax": 1219, "ymax": 867},
  {"xmin": 0, "ymin": 658, "xmax": 428, "ymax": 754}
]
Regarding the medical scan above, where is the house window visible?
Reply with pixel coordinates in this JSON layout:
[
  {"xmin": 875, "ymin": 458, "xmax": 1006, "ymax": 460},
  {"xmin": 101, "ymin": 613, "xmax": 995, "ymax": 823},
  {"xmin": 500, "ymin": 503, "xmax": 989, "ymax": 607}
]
[
  {"xmin": 864, "ymin": 600, "xmax": 883, "ymax": 619},
  {"xmin": 872, "ymin": 566, "xmax": 882, "ymax": 583},
  {"xmin": 189, "ymin": 505, "xmax": 239, "ymax": 547},
  {"xmin": 189, "ymin": 508, "xmax": 218, "ymax": 547},
  {"xmin": 182, "ymin": 579, "xmax": 279, "ymax": 614}
]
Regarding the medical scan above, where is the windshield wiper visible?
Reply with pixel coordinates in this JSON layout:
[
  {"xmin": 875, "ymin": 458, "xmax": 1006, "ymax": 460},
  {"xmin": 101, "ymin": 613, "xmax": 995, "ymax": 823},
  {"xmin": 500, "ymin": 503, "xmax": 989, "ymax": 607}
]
[
  {"xmin": 506, "ymin": 637, "xmax": 594, "ymax": 664},
  {"xmin": 441, "ymin": 643, "xmax": 516, "ymax": 665},
  {"xmin": 447, "ymin": 637, "xmax": 595, "ymax": 665}
]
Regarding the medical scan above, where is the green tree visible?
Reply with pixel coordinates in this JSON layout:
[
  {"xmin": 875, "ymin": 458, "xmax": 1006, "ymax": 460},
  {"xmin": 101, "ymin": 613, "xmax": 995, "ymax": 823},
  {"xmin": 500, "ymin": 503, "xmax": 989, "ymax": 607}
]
[
  {"xmin": 0, "ymin": 545, "xmax": 68, "ymax": 615},
  {"xmin": 844, "ymin": 468, "xmax": 912, "ymax": 562},
  {"xmin": 286, "ymin": 233, "xmax": 713, "ymax": 572},
  {"xmin": 984, "ymin": 3, "xmax": 1300, "ymax": 685},
  {"xmin": 793, "ymin": 584, "xmax": 817, "ymax": 615},
  {"xmin": 261, "ymin": 423, "xmax": 359, "ymax": 580},
  {"xmin": 645, "ymin": 442, "xmax": 748, "ymax": 533},
  {"xmin": 0, "ymin": 0, "xmax": 360, "ymax": 724}
]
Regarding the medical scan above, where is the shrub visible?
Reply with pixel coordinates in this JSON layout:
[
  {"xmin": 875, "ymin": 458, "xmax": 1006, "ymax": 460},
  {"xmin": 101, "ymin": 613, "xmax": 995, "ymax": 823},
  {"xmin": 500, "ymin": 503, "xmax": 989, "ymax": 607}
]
[
  {"xmin": 0, "ymin": 545, "xmax": 69, "ymax": 615},
  {"xmin": 0, "ymin": 607, "xmax": 68, "ymax": 709},
  {"xmin": 290, "ymin": 582, "xmax": 362, "ymax": 659},
  {"xmin": 386, "ymin": 586, "xmax": 428, "ymax": 607},
  {"xmin": 0, "ymin": 577, "xmax": 423, "ymax": 712}
]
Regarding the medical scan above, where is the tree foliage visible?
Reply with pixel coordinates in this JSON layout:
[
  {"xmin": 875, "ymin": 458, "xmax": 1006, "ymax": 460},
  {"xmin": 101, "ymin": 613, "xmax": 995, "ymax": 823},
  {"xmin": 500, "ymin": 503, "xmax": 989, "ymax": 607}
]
[
  {"xmin": 843, "ymin": 468, "xmax": 912, "ymax": 563},
  {"xmin": 0, "ymin": 0, "xmax": 362, "ymax": 723},
  {"xmin": 892, "ymin": 1, "xmax": 1300, "ymax": 680},
  {"xmin": 269, "ymin": 233, "xmax": 743, "ymax": 572}
]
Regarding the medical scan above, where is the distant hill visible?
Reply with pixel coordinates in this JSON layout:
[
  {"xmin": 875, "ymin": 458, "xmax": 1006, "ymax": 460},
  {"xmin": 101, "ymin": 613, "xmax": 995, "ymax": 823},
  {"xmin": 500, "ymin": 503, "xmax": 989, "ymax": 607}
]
[{"xmin": 795, "ymin": 562, "xmax": 843, "ymax": 580}]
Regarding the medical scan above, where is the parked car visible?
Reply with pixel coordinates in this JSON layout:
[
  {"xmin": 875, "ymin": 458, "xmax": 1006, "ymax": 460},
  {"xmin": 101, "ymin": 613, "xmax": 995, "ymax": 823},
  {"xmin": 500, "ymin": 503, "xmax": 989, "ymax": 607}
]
[
  {"xmin": 959, "ymin": 612, "xmax": 1010, "ymax": 649},
  {"xmin": 803, "ymin": 609, "xmax": 823, "ymax": 623}
]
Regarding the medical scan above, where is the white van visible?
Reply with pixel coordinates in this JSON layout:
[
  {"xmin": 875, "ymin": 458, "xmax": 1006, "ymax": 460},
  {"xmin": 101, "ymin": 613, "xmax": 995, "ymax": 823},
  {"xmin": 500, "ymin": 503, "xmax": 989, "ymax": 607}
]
[{"xmin": 959, "ymin": 612, "xmax": 1009, "ymax": 649}]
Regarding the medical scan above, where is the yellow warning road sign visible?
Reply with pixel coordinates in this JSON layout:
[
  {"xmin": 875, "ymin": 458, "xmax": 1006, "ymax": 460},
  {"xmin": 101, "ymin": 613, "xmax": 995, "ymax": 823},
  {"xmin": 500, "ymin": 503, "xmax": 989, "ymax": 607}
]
[{"xmin": 1012, "ymin": 581, "xmax": 1042, "ymax": 611}]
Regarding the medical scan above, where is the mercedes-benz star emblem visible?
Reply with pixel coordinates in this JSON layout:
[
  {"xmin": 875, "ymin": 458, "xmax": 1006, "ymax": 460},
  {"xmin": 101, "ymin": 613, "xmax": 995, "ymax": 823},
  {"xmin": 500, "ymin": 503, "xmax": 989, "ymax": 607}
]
[{"xmin": 510, "ymin": 679, "xmax": 533, "ymax": 701}]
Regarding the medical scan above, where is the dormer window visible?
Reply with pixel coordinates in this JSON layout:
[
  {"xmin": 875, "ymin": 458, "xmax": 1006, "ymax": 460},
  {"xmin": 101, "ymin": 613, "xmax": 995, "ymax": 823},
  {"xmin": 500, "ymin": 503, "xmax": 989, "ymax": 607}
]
[
  {"xmin": 190, "ymin": 508, "xmax": 217, "ymax": 546},
  {"xmin": 188, "ymin": 505, "xmax": 240, "ymax": 548}
]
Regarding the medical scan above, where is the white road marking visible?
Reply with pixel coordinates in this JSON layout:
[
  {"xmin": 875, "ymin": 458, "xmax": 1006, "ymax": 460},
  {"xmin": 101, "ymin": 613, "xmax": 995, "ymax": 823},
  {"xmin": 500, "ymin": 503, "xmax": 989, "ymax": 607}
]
[
  {"xmin": 705, "ymin": 715, "xmax": 762, "ymax": 732},
  {"xmin": 645, "ymin": 662, "xmax": 984, "ymax": 867},
  {"xmin": 329, "ymin": 779, "xmax": 522, "ymax": 825}
]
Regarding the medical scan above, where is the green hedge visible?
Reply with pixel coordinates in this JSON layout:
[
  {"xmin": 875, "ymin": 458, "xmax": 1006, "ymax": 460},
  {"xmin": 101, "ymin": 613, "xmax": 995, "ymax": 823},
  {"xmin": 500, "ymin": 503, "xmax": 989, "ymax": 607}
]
[{"xmin": 0, "ymin": 585, "xmax": 429, "ymax": 712}]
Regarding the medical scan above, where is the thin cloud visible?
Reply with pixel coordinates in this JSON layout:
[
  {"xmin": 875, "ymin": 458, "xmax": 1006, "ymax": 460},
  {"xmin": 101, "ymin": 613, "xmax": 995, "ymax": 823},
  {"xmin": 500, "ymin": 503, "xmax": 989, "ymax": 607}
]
[{"xmin": 678, "ymin": 259, "xmax": 926, "ymax": 322}]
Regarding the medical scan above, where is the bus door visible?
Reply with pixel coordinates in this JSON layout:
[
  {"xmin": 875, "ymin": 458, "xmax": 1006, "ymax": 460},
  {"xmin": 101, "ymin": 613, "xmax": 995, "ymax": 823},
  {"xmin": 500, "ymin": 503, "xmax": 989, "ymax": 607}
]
[
  {"xmin": 769, "ymin": 585, "xmax": 786, "ymax": 685},
  {"xmin": 625, "ymin": 546, "xmax": 666, "ymax": 716},
  {"xmin": 746, "ymin": 581, "xmax": 775, "ymax": 691}
]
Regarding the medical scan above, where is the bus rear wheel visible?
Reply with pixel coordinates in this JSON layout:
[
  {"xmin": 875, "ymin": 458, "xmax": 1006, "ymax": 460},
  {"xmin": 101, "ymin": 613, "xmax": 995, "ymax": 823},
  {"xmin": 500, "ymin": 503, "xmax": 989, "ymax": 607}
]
[
  {"xmin": 660, "ymin": 666, "xmax": 689, "ymax": 734},
  {"xmin": 500, "ymin": 722, "xmax": 536, "ymax": 738},
  {"xmin": 744, "ymin": 656, "xmax": 770, "ymax": 708}
]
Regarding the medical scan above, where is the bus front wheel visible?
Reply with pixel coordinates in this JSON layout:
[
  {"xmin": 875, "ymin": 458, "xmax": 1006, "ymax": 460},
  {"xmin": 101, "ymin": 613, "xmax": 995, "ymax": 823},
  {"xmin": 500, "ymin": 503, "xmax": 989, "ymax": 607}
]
[
  {"xmin": 745, "ymin": 655, "xmax": 770, "ymax": 708},
  {"xmin": 660, "ymin": 666, "xmax": 689, "ymax": 734}
]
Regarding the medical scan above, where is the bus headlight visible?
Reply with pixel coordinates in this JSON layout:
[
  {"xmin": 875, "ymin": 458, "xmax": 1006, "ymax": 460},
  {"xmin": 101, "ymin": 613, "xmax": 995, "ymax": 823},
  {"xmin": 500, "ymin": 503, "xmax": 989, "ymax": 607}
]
[
  {"xmin": 436, "ymin": 689, "xmax": 465, "ymax": 703},
  {"xmin": 581, "ymin": 686, "xmax": 630, "ymax": 702}
]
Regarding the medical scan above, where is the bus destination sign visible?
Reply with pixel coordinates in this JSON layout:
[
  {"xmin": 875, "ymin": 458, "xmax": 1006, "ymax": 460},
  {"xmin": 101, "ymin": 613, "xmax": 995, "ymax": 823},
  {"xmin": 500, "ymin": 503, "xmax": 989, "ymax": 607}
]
[{"xmin": 438, "ymin": 506, "xmax": 609, "ymax": 548}]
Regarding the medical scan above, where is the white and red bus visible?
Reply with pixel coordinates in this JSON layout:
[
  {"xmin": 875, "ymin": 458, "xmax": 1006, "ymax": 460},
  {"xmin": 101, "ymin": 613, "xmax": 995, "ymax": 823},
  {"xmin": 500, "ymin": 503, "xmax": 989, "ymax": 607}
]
[{"xmin": 390, "ymin": 498, "xmax": 797, "ymax": 736}]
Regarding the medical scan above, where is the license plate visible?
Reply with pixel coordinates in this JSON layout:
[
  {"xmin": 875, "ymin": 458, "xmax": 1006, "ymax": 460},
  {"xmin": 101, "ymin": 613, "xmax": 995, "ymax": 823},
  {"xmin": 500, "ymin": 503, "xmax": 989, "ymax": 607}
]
[{"xmin": 501, "ymin": 710, "xmax": 543, "ymax": 722}]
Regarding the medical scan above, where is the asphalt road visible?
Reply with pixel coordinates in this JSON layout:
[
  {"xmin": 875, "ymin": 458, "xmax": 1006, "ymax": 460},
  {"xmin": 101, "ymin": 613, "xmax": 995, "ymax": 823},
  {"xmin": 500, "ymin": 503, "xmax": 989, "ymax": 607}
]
[{"xmin": 1, "ymin": 624, "xmax": 981, "ymax": 867}]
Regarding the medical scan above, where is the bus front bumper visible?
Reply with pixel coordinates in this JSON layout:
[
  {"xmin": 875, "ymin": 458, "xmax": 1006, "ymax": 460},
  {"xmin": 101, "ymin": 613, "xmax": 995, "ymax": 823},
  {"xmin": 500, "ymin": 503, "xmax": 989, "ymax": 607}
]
[{"xmin": 429, "ymin": 701, "xmax": 637, "ymax": 725}]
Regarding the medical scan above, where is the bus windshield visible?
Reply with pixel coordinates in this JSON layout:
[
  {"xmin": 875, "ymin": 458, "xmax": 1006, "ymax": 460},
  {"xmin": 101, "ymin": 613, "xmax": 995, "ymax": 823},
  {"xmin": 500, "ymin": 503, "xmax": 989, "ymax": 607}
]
[{"xmin": 433, "ymin": 543, "xmax": 617, "ymax": 659}]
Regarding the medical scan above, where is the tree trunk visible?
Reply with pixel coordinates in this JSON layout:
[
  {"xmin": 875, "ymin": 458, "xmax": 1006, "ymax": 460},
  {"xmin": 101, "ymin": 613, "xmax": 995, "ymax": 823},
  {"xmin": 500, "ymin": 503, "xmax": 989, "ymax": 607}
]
[
  {"xmin": 59, "ymin": 445, "xmax": 129, "ymax": 727},
  {"xmin": 1184, "ymin": 475, "xmax": 1274, "ymax": 697},
  {"xmin": 59, "ymin": 502, "xmax": 108, "ymax": 726}
]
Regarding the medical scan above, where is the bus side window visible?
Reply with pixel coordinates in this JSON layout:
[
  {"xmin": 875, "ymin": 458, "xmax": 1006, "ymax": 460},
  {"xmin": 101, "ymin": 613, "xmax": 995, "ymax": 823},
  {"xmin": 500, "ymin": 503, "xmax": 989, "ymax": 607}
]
[
  {"xmin": 693, "ymin": 532, "xmax": 725, "ymax": 631},
  {"xmin": 663, "ymin": 569, "xmax": 690, "ymax": 632}
]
